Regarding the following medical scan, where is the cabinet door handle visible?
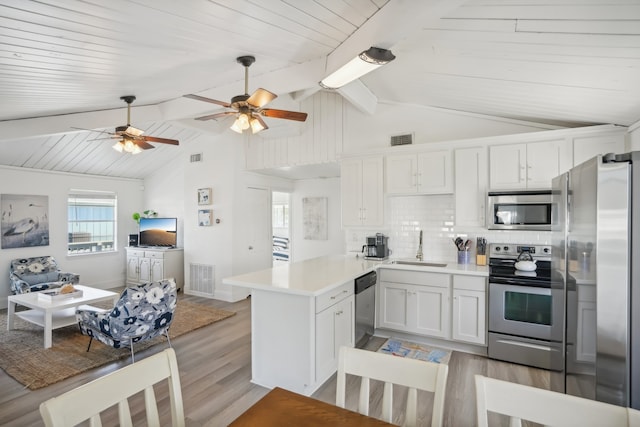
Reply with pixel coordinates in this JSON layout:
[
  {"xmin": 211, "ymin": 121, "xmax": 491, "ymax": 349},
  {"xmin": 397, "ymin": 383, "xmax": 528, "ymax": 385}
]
[
  {"xmin": 330, "ymin": 290, "xmax": 349, "ymax": 300},
  {"xmin": 335, "ymin": 310, "xmax": 343, "ymax": 316}
]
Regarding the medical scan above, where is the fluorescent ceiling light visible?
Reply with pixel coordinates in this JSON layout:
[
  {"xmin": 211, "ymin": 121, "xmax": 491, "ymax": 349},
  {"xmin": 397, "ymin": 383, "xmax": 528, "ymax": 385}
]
[{"xmin": 319, "ymin": 47, "xmax": 396, "ymax": 89}]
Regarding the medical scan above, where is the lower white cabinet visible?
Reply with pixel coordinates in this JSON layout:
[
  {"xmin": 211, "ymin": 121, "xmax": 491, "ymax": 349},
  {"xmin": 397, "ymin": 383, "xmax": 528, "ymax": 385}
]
[
  {"xmin": 378, "ymin": 269, "xmax": 487, "ymax": 346},
  {"xmin": 378, "ymin": 270, "xmax": 451, "ymax": 339},
  {"xmin": 125, "ymin": 247, "xmax": 184, "ymax": 290},
  {"xmin": 452, "ymin": 275, "xmax": 486, "ymax": 345},
  {"xmin": 316, "ymin": 295, "xmax": 354, "ymax": 382},
  {"xmin": 250, "ymin": 280, "xmax": 355, "ymax": 396}
]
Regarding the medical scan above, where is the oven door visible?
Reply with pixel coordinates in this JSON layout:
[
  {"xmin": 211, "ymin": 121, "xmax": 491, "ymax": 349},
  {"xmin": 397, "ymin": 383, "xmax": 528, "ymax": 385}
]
[{"xmin": 489, "ymin": 282, "xmax": 554, "ymax": 341}]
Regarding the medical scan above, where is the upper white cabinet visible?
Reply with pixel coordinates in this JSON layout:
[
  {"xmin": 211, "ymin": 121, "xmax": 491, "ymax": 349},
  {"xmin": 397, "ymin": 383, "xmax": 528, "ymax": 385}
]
[
  {"xmin": 340, "ymin": 156, "xmax": 383, "ymax": 227},
  {"xmin": 455, "ymin": 147, "xmax": 487, "ymax": 227},
  {"xmin": 573, "ymin": 132, "xmax": 626, "ymax": 167},
  {"xmin": 489, "ymin": 140, "xmax": 571, "ymax": 190},
  {"xmin": 385, "ymin": 150, "xmax": 453, "ymax": 195}
]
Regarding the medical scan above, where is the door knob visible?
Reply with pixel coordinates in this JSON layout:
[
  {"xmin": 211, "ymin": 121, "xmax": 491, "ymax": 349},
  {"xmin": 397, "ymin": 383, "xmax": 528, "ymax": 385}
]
[{"xmin": 248, "ymin": 246, "xmax": 253, "ymax": 250}]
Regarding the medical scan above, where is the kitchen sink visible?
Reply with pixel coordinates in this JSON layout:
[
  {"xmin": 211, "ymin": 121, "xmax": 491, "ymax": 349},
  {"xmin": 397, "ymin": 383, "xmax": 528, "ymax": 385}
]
[{"xmin": 390, "ymin": 260, "xmax": 448, "ymax": 267}]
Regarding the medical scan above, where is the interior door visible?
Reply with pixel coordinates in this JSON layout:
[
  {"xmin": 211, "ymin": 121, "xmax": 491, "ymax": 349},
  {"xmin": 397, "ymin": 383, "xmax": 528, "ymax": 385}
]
[{"xmin": 238, "ymin": 187, "xmax": 272, "ymax": 273}]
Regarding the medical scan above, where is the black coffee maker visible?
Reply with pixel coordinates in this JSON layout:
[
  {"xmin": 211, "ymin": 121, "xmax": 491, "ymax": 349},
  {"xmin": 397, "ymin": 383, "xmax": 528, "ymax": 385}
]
[{"xmin": 362, "ymin": 233, "xmax": 389, "ymax": 259}]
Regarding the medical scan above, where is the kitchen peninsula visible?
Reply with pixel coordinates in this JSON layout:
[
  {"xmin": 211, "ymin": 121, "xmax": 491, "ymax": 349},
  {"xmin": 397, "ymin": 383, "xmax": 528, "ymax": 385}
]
[
  {"xmin": 223, "ymin": 255, "xmax": 383, "ymax": 395},
  {"xmin": 223, "ymin": 254, "xmax": 489, "ymax": 396}
]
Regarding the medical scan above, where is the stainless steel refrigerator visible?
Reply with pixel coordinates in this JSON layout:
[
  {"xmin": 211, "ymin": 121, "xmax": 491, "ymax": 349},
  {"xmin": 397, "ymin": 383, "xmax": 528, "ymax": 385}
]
[{"xmin": 551, "ymin": 152, "xmax": 639, "ymax": 409}]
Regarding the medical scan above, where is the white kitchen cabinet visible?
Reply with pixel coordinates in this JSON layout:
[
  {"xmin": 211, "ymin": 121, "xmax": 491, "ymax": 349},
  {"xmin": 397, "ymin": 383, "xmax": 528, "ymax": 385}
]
[
  {"xmin": 248, "ymin": 279, "xmax": 355, "ymax": 396},
  {"xmin": 385, "ymin": 150, "xmax": 453, "ymax": 195},
  {"xmin": 452, "ymin": 275, "xmax": 486, "ymax": 345},
  {"xmin": 378, "ymin": 269, "xmax": 450, "ymax": 340},
  {"xmin": 573, "ymin": 132, "xmax": 626, "ymax": 167},
  {"xmin": 455, "ymin": 147, "xmax": 488, "ymax": 227},
  {"xmin": 316, "ymin": 294, "xmax": 354, "ymax": 383},
  {"xmin": 125, "ymin": 247, "xmax": 184, "ymax": 290},
  {"xmin": 340, "ymin": 156, "xmax": 383, "ymax": 226},
  {"xmin": 489, "ymin": 140, "xmax": 571, "ymax": 190}
]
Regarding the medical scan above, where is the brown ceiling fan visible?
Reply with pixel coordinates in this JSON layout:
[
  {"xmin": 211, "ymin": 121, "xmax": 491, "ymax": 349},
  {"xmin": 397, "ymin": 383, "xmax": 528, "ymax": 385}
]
[
  {"xmin": 110, "ymin": 96, "xmax": 179, "ymax": 154},
  {"xmin": 76, "ymin": 96, "xmax": 179, "ymax": 154},
  {"xmin": 184, "ymin": 56, "xmax": 308, "ymax": 134}
]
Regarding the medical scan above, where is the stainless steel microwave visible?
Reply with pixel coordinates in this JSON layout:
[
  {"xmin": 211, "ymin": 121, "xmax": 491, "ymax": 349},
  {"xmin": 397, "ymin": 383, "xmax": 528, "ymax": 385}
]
[{"xmin": 487, "ymin": 190, "xmax": 553, "ymax": 231}]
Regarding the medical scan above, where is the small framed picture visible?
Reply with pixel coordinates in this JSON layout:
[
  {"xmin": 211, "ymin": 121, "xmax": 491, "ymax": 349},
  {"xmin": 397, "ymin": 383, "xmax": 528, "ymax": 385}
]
[
  {"xmin": 197, "ymin": 188, "xmax": 212, "ymax": 205},
  {"xmin": 198, "ymin": 209, "xmax": 212, "ymax": 226}
]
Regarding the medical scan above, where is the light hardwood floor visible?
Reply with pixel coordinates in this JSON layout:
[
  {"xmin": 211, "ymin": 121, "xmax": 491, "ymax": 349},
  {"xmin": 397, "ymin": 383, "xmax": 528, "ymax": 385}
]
[{"xmin": 0, "ymin": 292, "xmax": 549, "ymax": 426}]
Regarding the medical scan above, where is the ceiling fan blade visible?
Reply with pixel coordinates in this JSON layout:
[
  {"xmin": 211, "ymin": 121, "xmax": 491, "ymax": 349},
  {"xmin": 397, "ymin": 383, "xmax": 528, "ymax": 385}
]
[
  {"xmin": 71, "ymin": 127, "xmax": 114, "ymax": 136},
  {"xmin": 194, "ymin": 111, "xmax": 237, "ymax": 121},
  {"xmin": 141, "ymin": 136, "xmax": 179, "ymax": 145},
  {"xmin": 115, "ymin": 125, "xmax": 144, "ymax": 136},
  {"xmin": 247, "ymin": 88, "xmax": 277, "ymax": 108},
  {"xmin": 261, "ymin": 109, "xmax": 308, "ymax": 122},
  {"xmin": 184, "ymin": 94, "xmax": 231, "ymax": 108},
  {"xmin": 135, "ymin": 140, "xmax": 156, "ymax": 150}
]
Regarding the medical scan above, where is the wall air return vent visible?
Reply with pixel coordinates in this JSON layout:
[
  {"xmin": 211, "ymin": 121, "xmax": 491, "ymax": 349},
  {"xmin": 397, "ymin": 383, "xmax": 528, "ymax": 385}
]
[
  {"xmin": 190, "ymin": 153, "xmax": 203, "ymax": 163},
  {"xmin": 187, "ymin": 263, "xmax": 215, "ymax": 297},
  {"xmin": 390, "ymin": 133, "xmax": 414, "ymax": 146}
]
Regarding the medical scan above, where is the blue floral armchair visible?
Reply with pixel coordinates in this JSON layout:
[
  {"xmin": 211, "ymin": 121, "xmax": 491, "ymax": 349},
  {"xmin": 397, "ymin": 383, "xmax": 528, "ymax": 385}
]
[
  {"xmin": 76, "ymin": 278, "xmax": 177, "ymax": 362},
  {"xmin": 10, "ymin": 256, "xmax": 80, "ymax": 294}
]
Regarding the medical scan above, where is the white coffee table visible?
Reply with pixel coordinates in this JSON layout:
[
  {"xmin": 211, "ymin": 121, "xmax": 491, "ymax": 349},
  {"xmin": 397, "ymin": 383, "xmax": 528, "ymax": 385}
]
[{"xmin": 7, "ymin": 285, "xmax": 119, "ymax": 348}]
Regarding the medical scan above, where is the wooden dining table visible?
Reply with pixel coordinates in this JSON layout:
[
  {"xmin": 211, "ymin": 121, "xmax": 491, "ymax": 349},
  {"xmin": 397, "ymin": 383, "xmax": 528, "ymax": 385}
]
[{"xmin": 229, "ymin": 387, "xmax": 394, "ymax": 426}]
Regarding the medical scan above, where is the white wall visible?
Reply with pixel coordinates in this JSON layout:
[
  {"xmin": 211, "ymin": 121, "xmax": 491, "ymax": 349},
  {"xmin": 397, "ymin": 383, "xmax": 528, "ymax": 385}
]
[
  {"xmin": 291, "ymin": 178, "xmax": 344, "ymax": 262},
  {"xmin": 144, "ymin": 155, "xmax": 185, "ymax": 247},
  {"xmin": 0, "ymin": 166, "xmax": 144, "ymax": 308},
  {"xmin": 344, "ymin": 194, "xmax": 551, "ymax": 263},
  {"xmin": 343, "ymin": 101, "xmax": 560, "ymax": 154},
  {"xmin": 629, "ymin": 120, "xmax": 640, "ymax": 151}
]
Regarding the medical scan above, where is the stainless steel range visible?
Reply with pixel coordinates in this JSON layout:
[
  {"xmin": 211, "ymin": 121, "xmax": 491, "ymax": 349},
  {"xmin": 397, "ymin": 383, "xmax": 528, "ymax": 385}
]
[{"xmin": 488, "ymin": 243, "xmax": 563, "ymax": 370}]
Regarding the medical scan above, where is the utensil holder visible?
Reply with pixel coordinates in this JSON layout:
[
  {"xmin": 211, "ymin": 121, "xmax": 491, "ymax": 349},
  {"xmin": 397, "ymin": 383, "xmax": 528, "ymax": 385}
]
[
  {"xmin": 476, "ymin": 254, "xmax": 486, "ymax": 266},
  {"xmin": 457, "ymin": 251, "xmax": 470, "ymax": 264}
]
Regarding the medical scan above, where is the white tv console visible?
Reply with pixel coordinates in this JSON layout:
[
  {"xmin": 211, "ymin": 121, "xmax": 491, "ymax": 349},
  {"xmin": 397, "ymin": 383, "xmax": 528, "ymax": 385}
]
[{"xmin": 125, "ymin": 247, "xmax": 184, "ymax": 290}]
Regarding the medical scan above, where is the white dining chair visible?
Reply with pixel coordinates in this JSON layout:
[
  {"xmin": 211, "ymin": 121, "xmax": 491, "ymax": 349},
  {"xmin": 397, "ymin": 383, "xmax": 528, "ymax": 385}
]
[
  {"xmin": 475, "ymin": 374, "xmax": 630, "ymax": 427},
  {"xmin": 40, "ymin": 348, "xmax": 185, "ymax": 427},
  {"xmin": 336, "ymin": 346, "xmax": 449, "ymax": 427}
]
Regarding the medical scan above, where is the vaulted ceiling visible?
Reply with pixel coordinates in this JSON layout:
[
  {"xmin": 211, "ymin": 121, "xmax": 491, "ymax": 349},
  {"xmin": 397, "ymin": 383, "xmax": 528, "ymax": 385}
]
[{"xmin": 1, "ymin": 0, "xmax": 639, "ymax": 179}]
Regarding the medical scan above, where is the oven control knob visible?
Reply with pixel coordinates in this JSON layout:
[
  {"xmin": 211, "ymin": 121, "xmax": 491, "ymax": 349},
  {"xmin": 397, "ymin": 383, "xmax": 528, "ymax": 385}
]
[
  {"xmin": 503, "ymin": 246, "xmax": 509, "ymax": 252},
  {"xmin": 543, "ymin": 247, "xmax": 550, "ymax": 253},
  {"xmin": 495, "ymin": 247, "xmax": 501, "ymax": 252}
]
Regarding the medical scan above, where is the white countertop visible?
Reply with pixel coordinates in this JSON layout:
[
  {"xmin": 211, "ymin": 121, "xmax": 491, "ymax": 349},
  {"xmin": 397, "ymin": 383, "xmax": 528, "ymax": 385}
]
[
  {"xmin": 379, "ymin": 258, "xmax": 489, "ymax": 276},
  {"xmin": 223, "ymin": 254, "xmax": 488, "ymax": 297},
  {"xmin": 223, "ymin": 255, "xmax": 384, "ymax": 296}
]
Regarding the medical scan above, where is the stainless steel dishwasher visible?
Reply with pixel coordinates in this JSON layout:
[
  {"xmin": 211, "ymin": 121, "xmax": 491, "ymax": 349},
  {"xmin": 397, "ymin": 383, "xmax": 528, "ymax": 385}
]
[{"xmin": 354, "ymin": 271, "xmax": 377, "ymax": 348}]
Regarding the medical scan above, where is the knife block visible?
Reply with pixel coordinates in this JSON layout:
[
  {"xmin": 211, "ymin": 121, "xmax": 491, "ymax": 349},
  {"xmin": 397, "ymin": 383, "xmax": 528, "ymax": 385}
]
[{"xmin": 476, "ymin": 255, "xmax": 487, "ymax": 266}]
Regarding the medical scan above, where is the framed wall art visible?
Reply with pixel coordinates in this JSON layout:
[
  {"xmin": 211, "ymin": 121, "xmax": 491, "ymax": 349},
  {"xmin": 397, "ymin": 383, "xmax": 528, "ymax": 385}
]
[
  {"xmin": 302, "ymin": 197, "xmax": 328, "ymax": 240},
  {"xmin": 1, "ymin": 194, "xmax": 50, "ymax": 249},
  {"xmin": 197, "ymin": 188, "xmax": 212, "ymax": 205},
  {"xmin": 198, "ymin": 209, "xmax": 212, "ymax": 226}
]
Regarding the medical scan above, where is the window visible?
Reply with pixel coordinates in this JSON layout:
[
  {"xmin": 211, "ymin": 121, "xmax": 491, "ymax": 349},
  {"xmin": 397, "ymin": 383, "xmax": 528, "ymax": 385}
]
[
  {"xmin": 68, "ymin": 190, "xmax": 117, "ymax": 255},
  {"xmin": 272, "ymin": 202, "xmax": 289, "ymax": 228}
]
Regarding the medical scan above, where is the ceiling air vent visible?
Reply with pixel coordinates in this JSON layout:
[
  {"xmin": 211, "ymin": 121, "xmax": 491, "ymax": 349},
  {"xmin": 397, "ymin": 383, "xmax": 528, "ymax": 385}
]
[
  {"xmin": 190, "ymin": 153, "xmax": 203, "ymax": 163},
  {"xmin": 390, "ymin": 133, "xmax": 413, "ymax": 146}
]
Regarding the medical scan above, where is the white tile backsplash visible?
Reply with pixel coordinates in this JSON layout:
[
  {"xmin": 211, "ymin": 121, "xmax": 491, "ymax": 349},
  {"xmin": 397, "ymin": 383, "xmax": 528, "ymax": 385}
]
[{"xmin": 344, "ymin": 194, "xmax": 551, "ymax": 263}]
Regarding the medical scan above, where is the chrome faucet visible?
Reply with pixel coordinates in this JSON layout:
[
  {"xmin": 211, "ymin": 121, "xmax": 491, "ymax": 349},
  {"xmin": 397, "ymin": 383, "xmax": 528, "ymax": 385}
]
[{"xmin": 416, "ymin": 230, "xmax": 423, "ymax": 261}]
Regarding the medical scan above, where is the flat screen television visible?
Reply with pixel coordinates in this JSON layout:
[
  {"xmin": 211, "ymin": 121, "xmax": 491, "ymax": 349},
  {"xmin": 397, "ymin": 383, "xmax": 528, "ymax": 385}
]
[{"xmin": 138, "ymin": 217, "xmax": 177, "ymax": 248}]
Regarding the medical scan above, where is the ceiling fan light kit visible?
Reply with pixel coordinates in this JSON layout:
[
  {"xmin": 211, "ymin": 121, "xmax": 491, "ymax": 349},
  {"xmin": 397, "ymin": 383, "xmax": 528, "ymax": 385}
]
[
  {"xmin": 184, "ymin": 56, "xmax": 307, "ymax": 135},
  {"xmin": 319, "ymin": 47, "xmax": 396, "ymax": 89},
  {"xmin": 113, "ymin": 138, "xmax": 143, "ymax": 155}
]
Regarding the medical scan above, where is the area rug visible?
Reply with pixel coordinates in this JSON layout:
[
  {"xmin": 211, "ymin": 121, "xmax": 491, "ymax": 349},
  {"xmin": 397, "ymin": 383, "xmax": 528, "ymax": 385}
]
[
  {"xmin": 0, "ymin": 300, "xmax": 235, "ymax": 390},
  {"xmin": 377, "ymin": 338, "xmax": 452, "ymax": 364}
]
